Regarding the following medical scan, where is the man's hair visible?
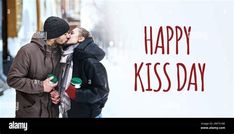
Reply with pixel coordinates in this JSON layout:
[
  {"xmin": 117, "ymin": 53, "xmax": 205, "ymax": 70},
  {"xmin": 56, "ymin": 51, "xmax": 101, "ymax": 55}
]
[{"xmin": 77, "ymin": 27, "xmax": 92, "ymax": 39}]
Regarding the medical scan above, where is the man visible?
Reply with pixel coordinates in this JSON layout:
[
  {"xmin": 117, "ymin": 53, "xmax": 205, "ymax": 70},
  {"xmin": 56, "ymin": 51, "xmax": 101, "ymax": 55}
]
[
  {"xmin": 7, "ymin": 16, "xmax": 70, "ymax": 118},
  {"xmin": 59, "ymin": 27, "xmax": 109, "ymax": 118}
]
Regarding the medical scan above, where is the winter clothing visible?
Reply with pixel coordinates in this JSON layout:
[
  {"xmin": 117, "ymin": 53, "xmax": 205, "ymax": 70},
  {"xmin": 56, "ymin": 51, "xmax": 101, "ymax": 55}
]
[
  {"xmin": 43, "ymin": 16, "xmax": 69, "ymax": 39},
  {"xmin": 65, "ymin": 77, "xmax": 82, "ymax": 100},
  {"xmin": 58, "ymin": 44, "xmax": 77, "ymax": 117},
  {"xmin": 67, "ymin": 37, "xmax": 109, "ymax": 118},
  {"xmin": 65, "ymin": 84, "xmax": 76, "ymax": 100},
  {"xmin": 7, "ymin": 32, "xmax": 61, "ymax": 118}
]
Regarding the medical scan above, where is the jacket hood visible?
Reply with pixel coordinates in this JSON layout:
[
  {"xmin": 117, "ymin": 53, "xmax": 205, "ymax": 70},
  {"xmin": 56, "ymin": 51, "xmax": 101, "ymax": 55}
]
[
  {"xmin": 30, "ymin": 32, "xmax": 59, "ymax": 53},
  {"xmin": 74, "ymin": 37, "xmax": 105, "ymax": 61}
]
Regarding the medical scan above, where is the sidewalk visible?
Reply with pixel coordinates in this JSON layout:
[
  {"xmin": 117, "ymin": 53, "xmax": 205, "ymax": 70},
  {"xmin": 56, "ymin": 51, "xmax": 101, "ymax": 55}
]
[{"xmin": 0, "ymin": 80, "xmax": 15, "ymax": 118}]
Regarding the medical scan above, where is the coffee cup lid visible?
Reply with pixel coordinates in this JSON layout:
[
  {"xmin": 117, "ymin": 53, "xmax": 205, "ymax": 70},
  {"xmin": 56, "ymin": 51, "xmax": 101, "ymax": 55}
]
[
  {"xmin": 71, "ymin": 77, "xmax": 82, "ymax": 85},
  {"xmin": 48, "ymin": 74, "xmax": 58, "ymax": 83}
]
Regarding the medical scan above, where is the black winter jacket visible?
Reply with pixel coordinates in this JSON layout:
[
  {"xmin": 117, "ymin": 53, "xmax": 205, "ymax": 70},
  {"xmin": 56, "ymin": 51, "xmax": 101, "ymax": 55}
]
[{"xmin": 68, "ymin": 37, "xmax": 109, "ymax": 118}]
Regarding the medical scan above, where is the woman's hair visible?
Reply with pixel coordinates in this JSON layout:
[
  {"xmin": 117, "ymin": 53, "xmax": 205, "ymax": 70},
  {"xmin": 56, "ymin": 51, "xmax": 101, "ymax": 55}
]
[{"xmin": 77, "ymin": 27, "xmax": 92, "ymax": 39}]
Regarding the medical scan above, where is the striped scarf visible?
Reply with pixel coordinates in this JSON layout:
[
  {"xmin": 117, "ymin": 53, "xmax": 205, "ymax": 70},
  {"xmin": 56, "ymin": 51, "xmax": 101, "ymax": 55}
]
[{"xmin": 58, "ymin": 44, "xmax": 77, "ymax": 118}]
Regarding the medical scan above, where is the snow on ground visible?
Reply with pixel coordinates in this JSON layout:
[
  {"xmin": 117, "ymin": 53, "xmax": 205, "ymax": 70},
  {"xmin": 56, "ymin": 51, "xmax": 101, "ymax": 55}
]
[{"xmin": 0, "ymin": 88, "xmax": 15, "ymax": 118}]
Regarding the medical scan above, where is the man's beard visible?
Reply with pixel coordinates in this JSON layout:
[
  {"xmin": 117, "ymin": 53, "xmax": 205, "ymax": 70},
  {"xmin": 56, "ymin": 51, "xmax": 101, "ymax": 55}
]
[
  {"xmin": 65, "ymin": 42, "xmax": 77, "ymax": 46},
  {"xmin": 55, "ymin": 40, "xmax": 78, "ymax": 49},
  {"xmin": 62, "ymin": 43, "xmax": 78, "ymax": 50},
  {"xmin": 55, "ymin": 40, "xmax": 69, "ymax": 46}
]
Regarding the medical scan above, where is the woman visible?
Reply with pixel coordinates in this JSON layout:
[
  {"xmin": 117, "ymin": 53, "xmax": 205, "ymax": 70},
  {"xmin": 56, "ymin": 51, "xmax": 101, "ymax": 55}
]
[{"xmin": 59, "ymin": 27, "xmax": 109, "ymax": 118}]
